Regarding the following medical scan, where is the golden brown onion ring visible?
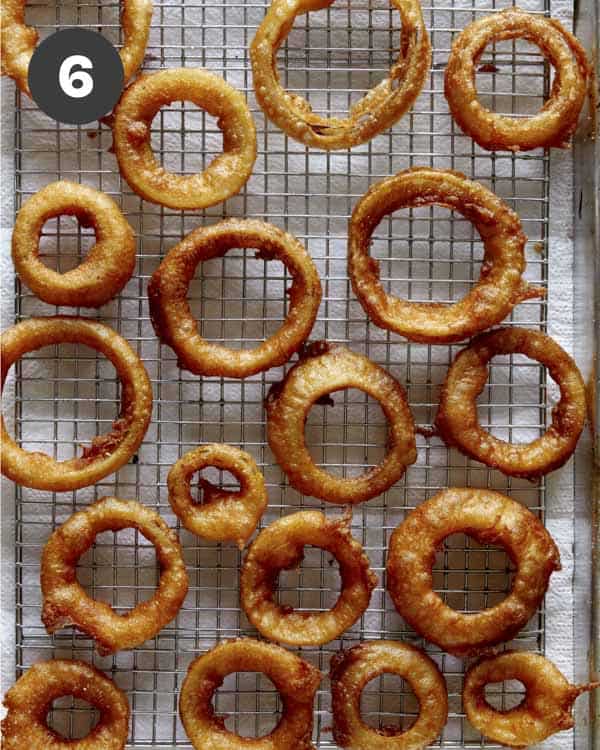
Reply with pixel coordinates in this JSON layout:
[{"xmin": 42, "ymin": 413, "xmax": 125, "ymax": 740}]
[
  {"xmin": 349, "ymin": 168, "xmax": 542, "ymax": 344},
  {"xmin": 435, "ymin": 326, "xmax": 586, "ymax": 478},
  {"xmin": 1, "ymin": 0, "xmax": 152, "ymax": 95},
  {"xmin": 168, "ymin": 443, "xmax": 267, "ymax": 549},
  {"xmin": 463, "ymin": 651, "xmax": 599, "ymax": 747},
  {"xmin": 41, "ymin": 496, "xmax": 188, "ymax": 655},
  {"xmin": 251, "ymin": 0, "xmax": 431, "ymax": 149},
  {"xmin": 179, "ymin": 638, "xmax": 321, "ymax": 750},
  {"xmin": 330, "ymin": 641, "xmax": 448, "ymax": 750},
  {"xmin": 386, "ymin": 488, "xmax": 560, "ymax": 657},
  {"xmin": 12, "ymin": 182, "xmax": 136, "ymax": 308},
  {"xmin": 148, "ymin": 219, "xmax": 322, "ymax": 378},
  {"xmin": 266, "ymin": 342, "xmax": 416, "ymax": 504},
  {"xmin": 113, "ymin": 68, "xmax": 256, "ymax": 209},
  {"xmin": 445, "ymin": 7, "xmax": 590, "ymax": 152},
  {"xmin": 240, "ymin": 510, "xmax": 377, "ymax": 645},
  {"xmin": 1, "ymin": 316, "xmax": 153, "ymax": 491},
  {"xmin": 1, "ymin": 659, "xmax": 129, "ymax": 749}
]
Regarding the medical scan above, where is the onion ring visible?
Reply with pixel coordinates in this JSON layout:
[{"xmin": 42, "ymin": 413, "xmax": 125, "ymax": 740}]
[
  {"xmin": 167, "ymin": 443, "xmax": 267, "ymax": 549},
  {"xmin": 41, "ymin": 496, "xmax": 188, "ymax": 655},
  {"xmin": 386, "ymin": 488, "xmax": 560, "ymax": 657},
  {"xmin": 349, "ymin": 167, "xmax": 542, "ymax": 344},
  {"xmin": 463, "ymin": 651, "xmax": 600, "ymax": 747},
  {"xmin": 113, "ymin": 68, "xmax": 256, "ymax": 209},
  {"xmin": 1, "ymin": 659, "xmax": 130, "ymax": 749},
  {"xmin": 330, "ymin": 640, "xmax": 448, "ymax": 750},
  {"xmin": 250, "ymin": 0, "xmax": 431, "ymax": 149},
  {"xmin": 12, "ymin": 181, "xmax": 136, "ymax": 308},
  {"xmin": 266, "ymin": 342, "xmax": 416, "ymax": 504},
  {"xmin": 1, "ymin": 0, "xmax": 152, "ymax": 96},
  {"xmin": 1, "ymin": 316, "xmax": 153, "ymax": 492},
  {"xmin": 148, "ymin": 219, "xmax": 322, "ymax": 378},
  {"xmin": 444, "ymin": 7, "xmax": 590, "ymax": 152},
  {"xmin": 240, "ymin": 510, "xmax": 377, "ymax": 645},
  {"xmin": 435, "ymin": 326, "xmax": 586, "ymax": 478},
  {"xmin": 179, "ymin": 638, "xmax": 321, "ymax": 750}
]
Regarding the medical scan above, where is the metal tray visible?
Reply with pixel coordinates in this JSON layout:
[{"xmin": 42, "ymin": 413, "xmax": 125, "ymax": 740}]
[{"xmin": 3, "ymin": 0, "xmax": 599, "ymax": 747}]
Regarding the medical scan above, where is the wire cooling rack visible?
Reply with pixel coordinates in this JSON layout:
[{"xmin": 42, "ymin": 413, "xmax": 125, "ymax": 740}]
[{"xmin": 9, "ymin": 0, "xmax": 564, "ymax": 746}]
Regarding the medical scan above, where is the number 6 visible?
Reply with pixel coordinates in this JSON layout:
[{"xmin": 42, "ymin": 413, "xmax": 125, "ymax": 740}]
[{"xmin": 59, "ymin": 55, "xmax": 94, "ymax": 99}]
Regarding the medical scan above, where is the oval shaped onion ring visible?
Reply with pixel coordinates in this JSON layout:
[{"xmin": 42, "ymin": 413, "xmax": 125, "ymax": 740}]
[
  {"xmin": 179, "ymin": 638, "xmax": 321, "ymax": 750},
  {"xmin": 266, "ymin": 342, "xmax": 416, "ymax": 504},
  {"xmin": 113, "ymin": 68, "xmax": 256, "ymax": 209},
  {"xmin": 444, "ymin": 7, "xmax": 590, "ymax": 152},
  {"xmin": 1, "ymin": 0, "xmax": 152, "ymax": 95},
  {"xmin": 168, "ymin": 443, "xmax": 267, "ymax": 549},
  {"xmin": 463, "ymin": 651, "xmax": 599, "ymax": 747},
  {"xmin": 1, "ymin": 659, "xmax": 130, "ymax": 750},
  {"xmin": 251, "ymin": 0, "xmax": 431, "ymax": 150},
  {"xmin": 330, "ymin": 640, "xmax": 448, "ymax": 750},
  {"xmin": 12, "ymin": 182, "xmax": 136, "ymax": 308},
  {"xmin": 435, "ymin": 326, "xmax": 586, "ymax": 478},
  {"xmin": 41, "ymin": 496, "xmax": 189, "ymax": 655},
  {"xmin": 1, "ymin": 316, "xmax": 153, "ymax": 492},
  {"xmin": 386, "ymin": 488, "xmax": 560, "ymax": 657},
  {"xmin": 148, "ymin": 219, "xmax": 322, "ymax": 378},
  {"xmin": 349, "ymin": 167, "xmax": 542, "ymax": 344},
  {"xmin": 240, "ymin": 510, "xmax": 377, "ymax": 645}
]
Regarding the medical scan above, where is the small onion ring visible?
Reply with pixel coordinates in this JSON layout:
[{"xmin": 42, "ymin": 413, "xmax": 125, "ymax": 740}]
[
  {"xmin": 240, "ymin": 510, "xmax": 377, "ymax": 645},
  {"xmin": 113, "ymin": 68, "xmax": 257, "ymax": 209},
  {"xmin": 330, "ymin": 640, "xmax": 448, "ymax": 750},
  {"xmin": 148, "ymin": 219, "xmax": 322, "ymax": 378},
  {"xmin": 179, "ymin": 638, "xmax": 321, "ymax": 750},
  {"xmin": 386, "ymin": 488, "xmax": 560, "ymax": 657},
  {"xmin": 250, "ymin": 0, "xmax": 431, "ymax": 149},
  {"xmin": 349, "ymin": 167, "xmax": 542, "ymax": 344},
  {"xmin": 1, "ymin": 316, "xmax": 153, "ymax": 492},
  {"xmin": 435, "ymin": 326, "xmax": 586, "ymax": 478},
  {"xmin": 12, "ymin": 181, "xmax": 136, "ymax": 308},
  {"xmin": 463, "ymin": 651, "xmax": 600, "ymax": 747},
  {"xmin": 167, "ymin": 443, "xmax": 267, "ymax": 549},
  {"xmin": 444, "ymin": 7, "xmax": 590, "ymax": 152},
  {"xmin": 266, "ymin": 342, "xmax": 416, "ymax": 504},
  {"xmin": 1, "ymin": 0, "xmax": 152, "ymax": 95},
  {"xmin": 1, "ymin": 659, "xmax": 130, "ymax": 749},
  {"xmin": 41, "ymin": 496, "xmax": 189, "ymax": 655}
]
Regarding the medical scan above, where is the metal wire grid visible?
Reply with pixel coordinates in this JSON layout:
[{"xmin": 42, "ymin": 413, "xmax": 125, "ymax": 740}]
[{"xmin": 8, "ymin": 0, "xmax": 559, "ymax": 746}]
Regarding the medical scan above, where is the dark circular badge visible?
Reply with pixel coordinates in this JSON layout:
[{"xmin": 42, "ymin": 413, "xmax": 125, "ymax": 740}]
[{"xmin": 28, "ymin": 29, "xmax": 124, "ymax": 125}]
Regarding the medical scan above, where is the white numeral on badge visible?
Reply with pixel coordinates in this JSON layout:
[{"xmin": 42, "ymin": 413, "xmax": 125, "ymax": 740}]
[{"xmin": 59, "ymin": 55, "xmax": 94, "ymax": 99}]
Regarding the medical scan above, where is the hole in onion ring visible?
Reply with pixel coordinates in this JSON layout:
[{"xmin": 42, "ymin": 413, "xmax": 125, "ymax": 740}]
[
  {"xmin": 360, "ymin": 672, "xmax": 419, "ymax": 732},
  {"xmin": 484, "ymin": 679, "xmax": 527, "ymax": 712},
  {"xmin": 191, "ymin": 467, "xmax": 242, "ymax": 505},
  {"xmin": 24, "ymin": 1, "xmax": 122, "ymax": 48},
  {"xmin": 214, "ymin": 672, "xmax": 280, "ymax": 737},
  {"xmin": 47, "ymin": 697, "xmax": 100, "ymax": 740},
  {"xmin": 37, "ymin": 215, "xmax": 96, "ymax": 274},
  {"xmin": 150, "ymin": 105, "xmax": 223, "ymax": 174},
  {"xmin": 276, "ymin": 545, "xmax": 342, "ymax": 611}
]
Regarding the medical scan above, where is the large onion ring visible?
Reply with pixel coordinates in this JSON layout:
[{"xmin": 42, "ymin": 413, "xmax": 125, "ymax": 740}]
[
  {"xmin": 41, "ymin": 496, "xmax": 188, "ymax": 655},
  {"xmin": 266, "ymin": 342, "xmax": 416, "ymax": 504},
  {"xmin": 435, "ymin": 326, "xmax": 586, "ymax": 478},
  {"xmin": 240, "ymin": 510, "xmax": 377, "ymax": 645},
  {"xmin": 250, "ymin": 0, "xmax": 431, "ymax": 149},
  {"xmin": 179, "ymin": 638, "xmax": 321, "ymax": 750},
  {"xmin": 463, "ymin": 651, "xmax": 599, "ymax": 747},
  {"xmin": 1, "ymin": 316, "xmax": 153, "ymax": 491},
  {"xmin": 12, "ymin": 182, "xmax": 136, "ymax": 308},
  {"xmin": 1, "ymin": 0, "xmax": 152, "ymax": 96},
  {"xmin": 330, "ymin": 640, "xmax": 448, "ymax": 750},
  {"xmin": 349, "ymin": 168, "xmax": 541, "ymax": 344},
  {"xmin": 148, "ymin": 219, "xmax": 322, "ymax": 378},
  {"xmin": 167, "ymin": 443, "xmax": 267, "ymax": 549},
  {"xmin": 113, "ymin": 68, "xmax": 256, "ymax": 209},
  {"xmin": 444, "ymin": 7, "xmax": 590, "ymax": 152},
  {"xmin": 386, "ymin": 488, "xmax": 560, "ymax": 657},
  {"xmin": 1, "ymin": 659, "xmax": 130, "ymax": 749}
]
